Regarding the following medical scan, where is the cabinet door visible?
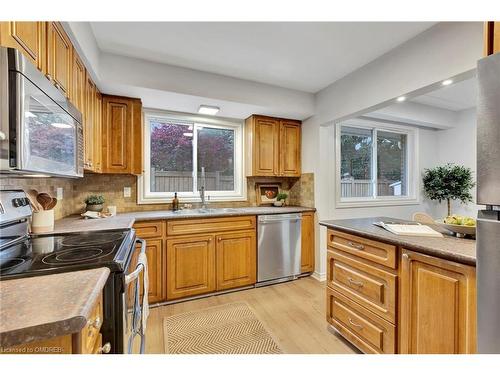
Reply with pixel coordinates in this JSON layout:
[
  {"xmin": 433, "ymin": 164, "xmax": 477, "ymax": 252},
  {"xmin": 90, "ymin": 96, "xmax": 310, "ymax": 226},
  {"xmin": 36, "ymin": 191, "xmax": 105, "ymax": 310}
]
[
  {"xmin": 484, "ymin": 22, "xmax": 500, "ymax": 56},
  {"xmin": 93, "ymin": 90, "xmax": 103, "ymax": 173},
  {"xmin": 399, "ymin": 249, "xmax": 476, "ymax": 354},
  {"xmin": 128, "ymin": 239, "xmax": 166, "ymax": 304},
  {"xmin": 0, "ymin": 21, "xmax": 46, "ymax": 72},
  {"xmin": 300, "ymin": 212, "xmax": 315, "ymax": 273},
  {"xmin": 215, "ymin": 230, "xmax": 256, "ymax": 291},
  {"xmin": 253, "ymin": 117, "xmax": 279, "ymax": 176},
  {"xmin": 71, "ymin": 50, "xmax": 86, "ymax": 114},
  {"xmin": 279, "ymin": 120, "xmax": 301, "ymax": 176},
  {"xmin": 46, "ymin": 22, "xmax": 72, "ymax": 97},
  {"xmin": 84, "ymin": 74, "xmax": 96, "ymax": 171},
  {"xmin": 166, "ymin": 235, "xmax": 216, "ymax": 300}
]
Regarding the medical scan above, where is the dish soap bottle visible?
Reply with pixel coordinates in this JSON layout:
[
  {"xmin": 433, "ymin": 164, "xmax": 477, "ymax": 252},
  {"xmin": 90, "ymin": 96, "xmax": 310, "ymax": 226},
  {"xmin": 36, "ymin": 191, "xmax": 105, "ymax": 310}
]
[{"xmin": 172, "ymin": 192, "xmax": 179, "ymax": 211}]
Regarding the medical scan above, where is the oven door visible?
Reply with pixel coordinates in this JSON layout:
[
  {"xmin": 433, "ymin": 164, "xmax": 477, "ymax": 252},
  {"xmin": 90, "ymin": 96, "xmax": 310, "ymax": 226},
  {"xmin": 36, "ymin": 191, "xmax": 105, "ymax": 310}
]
[{"xmin": 122, "ymin": 238, "xmax": 147, "ymax": 354}]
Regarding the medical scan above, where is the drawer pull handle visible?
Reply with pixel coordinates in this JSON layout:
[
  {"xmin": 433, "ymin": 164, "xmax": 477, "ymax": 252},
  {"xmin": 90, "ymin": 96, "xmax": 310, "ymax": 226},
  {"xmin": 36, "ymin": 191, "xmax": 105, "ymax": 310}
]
[
  {"xmin": 97, "ymin": 342, "xmax": 111, "ymax": 354},
  {"xmin": 348, "ymin": 317, "xmax": 363, "ymax": 329},
  {"xmin": 347, "ymin": 241, "xmax": 365, "ymax": 250},
  {"xmin": 347, "ymin": 278, "xmax": 364, "ymax": 287}
]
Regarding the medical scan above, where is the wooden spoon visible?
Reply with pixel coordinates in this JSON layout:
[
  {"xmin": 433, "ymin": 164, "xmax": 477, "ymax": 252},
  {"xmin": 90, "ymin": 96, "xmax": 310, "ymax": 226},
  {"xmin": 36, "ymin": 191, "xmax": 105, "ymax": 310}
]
[
  {"xmin": 45, "ymin": 197, "xmax": 58, "ymax": 210},
  {"xmin": 37, "ymin": 193, "xmax": 53, "ymax": 210},
  {"xmin": 26, "ymin": 189, "xmax": 42, "ymax": 212}
]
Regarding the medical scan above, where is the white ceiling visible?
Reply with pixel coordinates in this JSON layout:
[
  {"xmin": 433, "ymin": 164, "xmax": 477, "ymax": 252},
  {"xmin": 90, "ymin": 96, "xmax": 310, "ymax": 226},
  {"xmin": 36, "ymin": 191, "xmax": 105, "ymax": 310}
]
[
  {"xmin": 90, "ymin": 22, "xmax": 435, "ymax": 93},
  {"xmin": 411, "ymin": 77, "xmax": 477, "ymax": 111}
]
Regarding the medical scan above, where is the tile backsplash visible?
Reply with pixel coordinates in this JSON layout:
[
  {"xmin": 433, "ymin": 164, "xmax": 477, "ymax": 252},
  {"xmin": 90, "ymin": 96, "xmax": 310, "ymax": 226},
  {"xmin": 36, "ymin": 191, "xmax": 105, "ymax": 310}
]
[{"xmin": 1, "ymin": 172, "xmax": 315, "ymax": 219}]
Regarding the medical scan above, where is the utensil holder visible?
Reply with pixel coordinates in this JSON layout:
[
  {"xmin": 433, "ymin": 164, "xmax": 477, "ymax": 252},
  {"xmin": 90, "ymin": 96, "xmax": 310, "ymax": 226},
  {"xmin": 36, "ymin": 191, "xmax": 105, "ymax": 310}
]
[{"xmin": 32, "ymin": 209, "xmax": 54, "ymax": 233}]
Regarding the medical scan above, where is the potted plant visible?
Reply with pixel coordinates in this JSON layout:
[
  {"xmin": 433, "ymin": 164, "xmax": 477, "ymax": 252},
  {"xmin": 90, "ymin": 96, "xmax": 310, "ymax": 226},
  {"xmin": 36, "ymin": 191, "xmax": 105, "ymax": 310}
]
[
  {"xmin": 422, "ymin": 164, "xmax": 475, "ymax": 217},
  {"xmin": 273, "ymin": 192, "xmax": 288, "ymax": 207},
  {"xmin": 85, "ymin": 195, "xmax": 105, "ymax": 212}
]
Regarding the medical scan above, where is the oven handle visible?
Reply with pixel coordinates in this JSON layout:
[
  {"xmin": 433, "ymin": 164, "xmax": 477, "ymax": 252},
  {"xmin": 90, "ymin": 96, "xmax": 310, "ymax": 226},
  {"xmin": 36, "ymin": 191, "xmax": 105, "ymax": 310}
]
[{"xmin": 125, "ymin": 238, "xmax": 146, "ymax": 286}]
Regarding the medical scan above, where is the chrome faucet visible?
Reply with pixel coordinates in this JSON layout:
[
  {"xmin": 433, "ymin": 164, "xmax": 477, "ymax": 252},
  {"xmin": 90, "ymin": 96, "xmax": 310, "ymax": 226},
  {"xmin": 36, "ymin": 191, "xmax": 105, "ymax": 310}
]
[{"xmin": 199, "ymin": 185, "xmax": 207, "ymax": 209}]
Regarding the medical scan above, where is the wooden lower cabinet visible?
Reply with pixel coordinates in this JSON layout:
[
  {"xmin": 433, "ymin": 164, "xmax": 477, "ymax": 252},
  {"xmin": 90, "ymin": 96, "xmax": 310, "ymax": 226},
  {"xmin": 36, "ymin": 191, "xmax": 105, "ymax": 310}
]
[
  {"xmin": 216, "ymin": 230, "xmax": 256, "ymax": 291},
  {"xmin": 399, "ymin": 249, "xmax": 476, "ymax": 354},
  {"xmin": 128, "ymin": 238, "xmax": 166, "ymax": 304},
  {"xmin": 327, "ymin": 288, "xmax": 396, "ymax": 354},
  {"xmin": 301, "ymin": 212, "xmax": 315, "ymax": 273},
  {"xmin": 166, "ymin": 234, "xmax": 216, "ymax": 300}
]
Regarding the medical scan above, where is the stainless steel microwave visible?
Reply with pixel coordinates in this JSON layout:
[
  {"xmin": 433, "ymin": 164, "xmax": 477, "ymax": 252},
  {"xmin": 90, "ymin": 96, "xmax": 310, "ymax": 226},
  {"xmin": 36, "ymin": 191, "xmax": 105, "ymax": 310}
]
[{"xmin": 0, "ymin": 47, "xmax": 83, "ymax": 178}]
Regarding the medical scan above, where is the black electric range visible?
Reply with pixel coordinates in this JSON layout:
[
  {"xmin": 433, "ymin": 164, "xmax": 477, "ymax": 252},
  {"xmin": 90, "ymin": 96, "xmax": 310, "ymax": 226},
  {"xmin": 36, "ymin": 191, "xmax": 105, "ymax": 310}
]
[
  {"xmin": 0, "ymin": 190, "xmax": 144, "ymax": 354},
  {"xmin": 0, "ymin": 229, "xmax": 135, "ymax": 280}
]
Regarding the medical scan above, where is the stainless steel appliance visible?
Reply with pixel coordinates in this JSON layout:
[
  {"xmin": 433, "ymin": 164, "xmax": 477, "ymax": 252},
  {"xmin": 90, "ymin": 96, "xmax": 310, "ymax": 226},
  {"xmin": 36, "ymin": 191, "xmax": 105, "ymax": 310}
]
[
  {"xmin": 0, "ymin": 47, "xmax": 83, "ymax": 178},
  {"xmin": 257, "ymin": 213, "xmax": 301, "ymax": 285},
  {"xmin": 476, "ymin": 52, "xmax": 500, "ymax": 353},
  {"xmin": 0, "ymin": 190, "xmax": 146, "ymax": 353}
]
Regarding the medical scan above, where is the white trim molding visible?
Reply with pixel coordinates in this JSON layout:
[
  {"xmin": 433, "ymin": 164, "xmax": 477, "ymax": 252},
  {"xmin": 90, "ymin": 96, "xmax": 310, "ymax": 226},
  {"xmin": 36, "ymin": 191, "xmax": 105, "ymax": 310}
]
[
  {"xmin": 335, "ymin": 118, "xmax": 420, "ymax": 209},
  {"xmin": 138, "ymin": 109, "xmax": 246, "ymax": 204}
]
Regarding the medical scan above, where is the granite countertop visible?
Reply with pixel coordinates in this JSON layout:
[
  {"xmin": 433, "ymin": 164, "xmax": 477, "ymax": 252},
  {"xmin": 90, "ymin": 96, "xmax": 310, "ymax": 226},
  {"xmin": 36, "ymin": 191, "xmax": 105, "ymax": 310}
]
[
  {"xmin": 0, "ymin": 268, "xmax": 110, "ymax": 348},
  {"xmin": 320, "ymin": 216, "xmax": 476, "ymax": 266},
  {"xmin": 49, "ymin": 206, "xmax": 316, "ymax": 234}
]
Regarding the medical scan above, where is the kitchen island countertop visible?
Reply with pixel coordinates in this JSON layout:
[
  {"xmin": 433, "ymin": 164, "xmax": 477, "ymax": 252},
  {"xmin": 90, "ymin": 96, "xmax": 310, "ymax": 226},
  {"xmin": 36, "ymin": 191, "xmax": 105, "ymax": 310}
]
[
  {"xmin": 320, "ymin": 216, "xmax": 476, "ymax": 265},
  {"xmin": 0, "ymin": 268, "xmax": 110, "ymax": 349}
]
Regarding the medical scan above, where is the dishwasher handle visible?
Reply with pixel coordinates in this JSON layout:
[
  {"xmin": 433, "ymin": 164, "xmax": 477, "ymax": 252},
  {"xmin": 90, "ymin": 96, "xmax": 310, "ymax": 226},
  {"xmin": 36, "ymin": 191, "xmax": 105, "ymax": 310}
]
[{"xmin": 258, "ymin": 214, "xmax": 302, "ymax": 223}]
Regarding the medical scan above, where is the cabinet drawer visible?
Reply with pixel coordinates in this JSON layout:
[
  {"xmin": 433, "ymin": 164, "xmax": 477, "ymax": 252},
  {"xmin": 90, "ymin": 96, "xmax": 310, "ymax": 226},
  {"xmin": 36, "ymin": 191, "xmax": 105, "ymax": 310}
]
[
  {"xmin": 327, "ymin": 229, "xmax": 397, "ymax": 269},
  {"xmin": 327, "ymin": 249, "xmax": 396, "ymax": 323},
  {"xmin": 326, "ymin": 288, "xmax": 395, "ymax": 354},
  {"xmin": 79, "ymin": 294, "xmax": 103, "ymax": 354},
  {"xmin": 167, "ymin": 216, "xmax": 256, "ymax": 236},
  {"xmin": 133, "ymin": 220, "xmax": 164, "ymax": 239}
]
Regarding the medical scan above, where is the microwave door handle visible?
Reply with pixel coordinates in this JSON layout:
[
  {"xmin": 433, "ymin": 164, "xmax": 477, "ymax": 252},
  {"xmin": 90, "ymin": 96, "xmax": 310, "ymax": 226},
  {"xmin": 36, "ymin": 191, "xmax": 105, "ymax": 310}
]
[{"xmin": 125, "ymin": 238, "xmax": 146, "ymax": 285}]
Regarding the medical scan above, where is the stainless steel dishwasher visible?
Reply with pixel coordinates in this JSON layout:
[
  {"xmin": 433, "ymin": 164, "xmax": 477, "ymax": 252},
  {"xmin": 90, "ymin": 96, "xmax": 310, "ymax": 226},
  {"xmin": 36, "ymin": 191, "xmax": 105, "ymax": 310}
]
[{"xmin": 257, "ymin": 213, "xmax": 302, "ymax": 285}]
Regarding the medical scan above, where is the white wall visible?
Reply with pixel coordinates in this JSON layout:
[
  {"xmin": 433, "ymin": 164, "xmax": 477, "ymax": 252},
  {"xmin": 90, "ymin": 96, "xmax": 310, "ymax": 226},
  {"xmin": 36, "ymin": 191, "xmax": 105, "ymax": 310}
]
[
  {"xmin": 303, "ymin": 22, "xmax": 483, "ymax": 280},
  {"xmin": 434, "ymin": 108, "xmax": 482, "ymax": 218}
]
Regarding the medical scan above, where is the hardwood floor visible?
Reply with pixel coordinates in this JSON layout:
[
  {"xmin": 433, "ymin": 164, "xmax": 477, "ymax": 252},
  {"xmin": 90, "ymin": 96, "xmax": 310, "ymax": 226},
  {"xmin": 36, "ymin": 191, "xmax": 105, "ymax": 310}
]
[{"xmin": 141, "ymin": 277, "xmax": 359, "ymax": 354}]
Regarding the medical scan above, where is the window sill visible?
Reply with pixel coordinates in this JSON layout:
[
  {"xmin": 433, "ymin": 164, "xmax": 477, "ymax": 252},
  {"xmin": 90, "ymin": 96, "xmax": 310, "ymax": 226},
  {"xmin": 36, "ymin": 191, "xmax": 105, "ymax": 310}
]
[
  {"xmin": 137, "ymin": 195, "xmax": 248, "ymax": 205},
  {"xmin": 335, "ymin": 197, "xmax": 421, "ymax": 209}
]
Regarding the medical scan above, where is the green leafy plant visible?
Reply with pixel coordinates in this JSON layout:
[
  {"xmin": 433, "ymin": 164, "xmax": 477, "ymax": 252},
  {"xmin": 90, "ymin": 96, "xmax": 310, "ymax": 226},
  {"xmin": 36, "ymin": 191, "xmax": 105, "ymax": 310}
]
[
  {"xmin": 276, "ymin": 192, "xmax": 288, "ymax": 202},
  {"xmin": 84, "ymin": 195, "xmax": 105, "ymax": 205},
  {"xmin": 422, "ymin": 164, "xmax": 475, "ymax": 216}
]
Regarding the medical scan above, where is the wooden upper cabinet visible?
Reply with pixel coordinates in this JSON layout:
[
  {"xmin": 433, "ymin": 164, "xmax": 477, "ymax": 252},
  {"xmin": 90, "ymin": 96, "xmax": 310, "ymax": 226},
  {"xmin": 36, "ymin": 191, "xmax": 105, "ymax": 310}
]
[
  {"xmin": 0, "ymin": 22, "xmax": 46, "ymax": 72},
  {"xmin": 215, "ymin": 230, "xmax": 256, "ymax": 291},
  {"xmin": 71, "ymin": 50, "xmax": 86, "ymax": 114},
  {"xmin": 166, "ymin": 235, "xmax": 216, "ymax": 300},
  {"xmin": 484, "ymin": 22, "xmax": 500, "ymax": 56},
  {"xmin": 46, "ymin": 22, "xmax": 72, "ymax": 97},
  {"xmin": 300, "ymin": 212, "xmax": 315, "ymax": 273},
  {"xmin": 84, "ymin": 73, "xmax": 96, "ymax": 171},
  {"xmin": 102, "ymin": 95, "xmax": 143, "ymax": 175},
  {"xmin": 399, "ymin": 249, "xmax": 476, "ymax": 354},
  {"xmin": 279, "ymin": 120, "xmax": 301, "ymax": 176},
  {"xmin": 245, "ymin": 115, "xmax": 301, "ymax": 177}
]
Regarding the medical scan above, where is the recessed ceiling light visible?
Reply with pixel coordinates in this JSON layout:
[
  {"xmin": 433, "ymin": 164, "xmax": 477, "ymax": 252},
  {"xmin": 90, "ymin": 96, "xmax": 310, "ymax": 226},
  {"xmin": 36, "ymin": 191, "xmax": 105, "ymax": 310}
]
[
  {"xmin": 51, "ymin": 122, "xmax": 73, "ymax": 129},
  {"xmin": 442, "ymin": 79, "xmax": 453, "ymax": 86},
  {"xmin": 396, "ymin": 96, "xmax": 406, "ymax": 102},
  {"xmin": 198, "ymin": 105, "xmax": 220, "ymax": 115}
]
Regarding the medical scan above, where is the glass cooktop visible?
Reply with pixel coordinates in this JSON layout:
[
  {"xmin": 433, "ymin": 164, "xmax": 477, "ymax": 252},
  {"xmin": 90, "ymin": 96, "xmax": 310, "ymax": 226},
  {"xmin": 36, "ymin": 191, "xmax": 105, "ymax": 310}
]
[{"xmin": 0, "ymin": 229, "xmax": 135, "ymax": 279}]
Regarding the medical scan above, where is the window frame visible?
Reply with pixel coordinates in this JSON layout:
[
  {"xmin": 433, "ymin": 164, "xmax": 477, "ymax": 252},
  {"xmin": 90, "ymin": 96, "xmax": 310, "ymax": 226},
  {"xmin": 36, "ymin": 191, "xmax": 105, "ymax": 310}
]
[
  {"xmin": 335, "ymin": 118, "xmax": 420, "ymax": 208},
  {"xmin": 138, "ymin": 109, "xmax": 246, "ymax": 204}
]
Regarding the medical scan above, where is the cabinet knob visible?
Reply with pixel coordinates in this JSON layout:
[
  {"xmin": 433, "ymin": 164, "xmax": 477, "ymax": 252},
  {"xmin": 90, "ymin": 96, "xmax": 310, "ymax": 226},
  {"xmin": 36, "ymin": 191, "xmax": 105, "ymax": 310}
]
[
  {"xmin": 98, "ymin": 342, "xmax": 111, "ymax": 354},
  {"xmin": 402, "ymin": 253, "xmax": 409, "ymax": 260}
]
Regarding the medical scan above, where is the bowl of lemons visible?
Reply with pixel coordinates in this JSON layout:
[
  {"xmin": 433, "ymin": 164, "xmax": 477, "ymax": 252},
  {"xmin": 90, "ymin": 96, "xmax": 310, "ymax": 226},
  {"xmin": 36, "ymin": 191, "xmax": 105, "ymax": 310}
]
[{"xmin": 436, "ymin": 215, "xmax": 476, "ymax": 237}]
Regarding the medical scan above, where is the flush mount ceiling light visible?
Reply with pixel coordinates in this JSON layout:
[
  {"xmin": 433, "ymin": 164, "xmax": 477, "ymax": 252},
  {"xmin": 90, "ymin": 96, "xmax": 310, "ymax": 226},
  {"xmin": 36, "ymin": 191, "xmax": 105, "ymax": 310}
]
[
  {"xmin": 396, "ymin": 96, "xmax": 406, "ymax": 102},
  {"xmin": 198, "ymin": 105, "xmax": 220, "ymax": 115},
  {"xmin": 442, "ymin": 79, "xmax": 454, "ymax": 86}
]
